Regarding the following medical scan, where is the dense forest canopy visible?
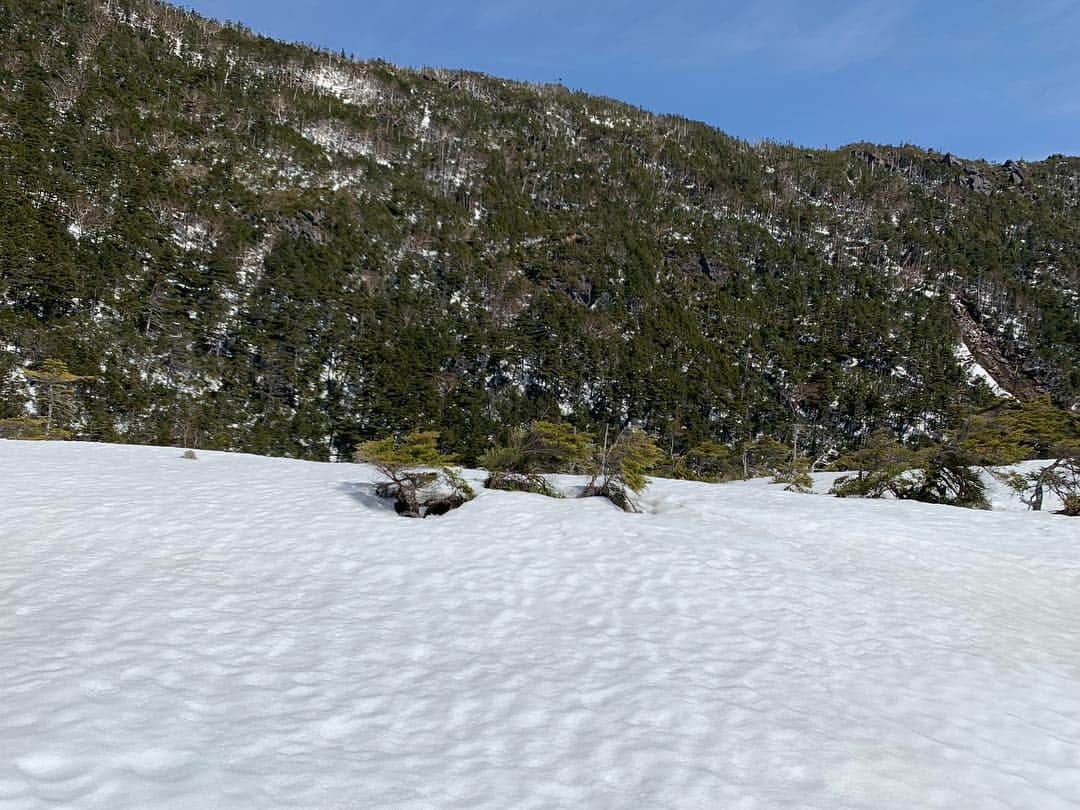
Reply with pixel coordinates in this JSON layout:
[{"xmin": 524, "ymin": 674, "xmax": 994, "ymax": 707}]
[{"xmin": 1, "ymin": 0, "xmax": 1078, "ymax": 462}]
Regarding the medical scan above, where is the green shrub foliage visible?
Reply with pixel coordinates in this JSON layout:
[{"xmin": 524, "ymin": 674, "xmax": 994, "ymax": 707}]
[
  {"xmin": 907, "ymin": 447, "xmax": 989, "ymax": 509},
  {"xmin": 740, "ymin": 437, "xmax": 793, "ymax": 479},
  {"xmin": 832, "ymin": 440, "xmax": 989, "ymax": 509},
  {"xmin": 22, "ymin": 359, "xmax": 92, "ymax": 438},
  {"xmin": 831, "ymin": 429, "xmax": 925, "ymax": 497},
  {"xmin": 481, "ymin": 421, "xmax": 593, "ymax": 496},
  {"xmin": 355, "ymin": 430, "xmax": 473, "ymax": 517},
  {"xmin": 582, "ymin": 427, "xmax": 663, "ymax": 512},
  {"xmin": 676, "ymin": 441, "xmax": 739, "ymax": 482},
  {"xmin": 772, "ymin": 459, "xmax": 813, "ymax": 493},
  {"xmin": 1002, "ymin": 449, "xmax": 1080, "ymax": 515},
  {"xmin": 963, "ymin": 398, "xmax": 1080, "ymax": 464}
]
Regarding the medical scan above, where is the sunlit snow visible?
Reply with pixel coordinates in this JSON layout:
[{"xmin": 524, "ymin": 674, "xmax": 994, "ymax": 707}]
[
  {"xmin": 2, "ymin": 441, "xmax": 1078, "ymax": 809},
  {"xmin": 955, "ymin": 341, "xmax": 1013, "ymax": 398}
]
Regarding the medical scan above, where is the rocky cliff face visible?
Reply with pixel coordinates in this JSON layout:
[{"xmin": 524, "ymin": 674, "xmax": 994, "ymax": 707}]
[{"xmin": 1, "ymin": 0, "xmax": 1078, "ymax": 460}]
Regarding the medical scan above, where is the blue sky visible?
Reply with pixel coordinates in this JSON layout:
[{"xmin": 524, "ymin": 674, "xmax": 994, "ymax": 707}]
[{"xmin": 181, "ymin": 0, "xmax": 1080, "ymax": 161}]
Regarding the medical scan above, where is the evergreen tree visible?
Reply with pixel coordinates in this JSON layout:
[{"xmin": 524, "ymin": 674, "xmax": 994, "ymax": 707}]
[
  {"xmin": 907, "ymin": 447, "xmax": 989, "ymax": 510},
  {"xmin": 1002, "ymin": 448, "xmax": 1080, "ymax": 515},
  {"xmin": 355, "ymin": 430, "xmax": 473, "ymax": 517},
  {"xmin": 23, "ymin": 359, "xmax": 93, "ymax": 438},
  {"xmin": 833, "ymin": 441, "xmax": 988, "ymax": 509},
  {"xmin": 481, "ymin": 420, "xmax": 593, "ymax": 496},
  {"xmin": 739, "ymin": 436, "xmax": 792, "ymax": 479},
  {"xmin": 581, "ymin": 427, "xmax": 662, "ymax": 513},
  {"xmin": 831, "ymin": 429, "xmax": 925, "ymax": 498},
  {"xmin": 676, "ymin": 441, "xmax": 739, "ymax": 482},
  {"xmin": 963, "ymin": 397, "xmax": 1080, "ymax": 464}
]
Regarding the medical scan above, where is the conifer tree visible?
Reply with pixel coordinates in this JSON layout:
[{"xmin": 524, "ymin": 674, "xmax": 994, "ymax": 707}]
[
  {"xmin": 355, "ymin": 430, "xmax": 473, "ymax": 517},
  {"xmin": 831, "ymin": 429, "xmax": 924, "ymax": 497},
  {"xmin": 832, "ymin": 440, "xmax": 988, "ymax": 509},
  {"xmin": 908, "ymin": 446, "xmax": 989, "ymax": 509},
  {"xmin": 772, "ymin": 457, "xmax": 814, "ymax": 493},
  {"xmin": 481, "ymin": 420, "xmax": 593, "ymax": 496},
  {"xmin": 1002, "ymin": 447, "xmax": 1080, "ymax": 515},
  {"xmin": 581, "ymin": 427, "xmax": 662, "ymax": 512},
  {"xmin": 676, "ymin": 441, "xmax": 738, "ymax": 482},
  {"xmin": 23, "ymin": 359, "xmax": 93, "ymax": 438},
  {"xmin": 0, "ymin": 416, "xmax": 49, "ymax": 440},
  {"xmin": 963, "ymin": 397, "xmax": 1080, "ymax": 464},
  {"xmin": 739, "ymin": 436, "xmax": 792, "ymax": 479}
]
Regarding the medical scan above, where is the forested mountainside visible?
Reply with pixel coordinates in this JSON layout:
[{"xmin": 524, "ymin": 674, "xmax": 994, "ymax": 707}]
[{"xmin": 2, "ymin": 0, "xmax": 1079, "ymax": 461}]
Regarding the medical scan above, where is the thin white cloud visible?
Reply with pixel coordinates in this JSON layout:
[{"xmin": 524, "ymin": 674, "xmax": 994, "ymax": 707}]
[{"xmin": 609, "ymin": 0, "xmax": 919, "ymax": 75}]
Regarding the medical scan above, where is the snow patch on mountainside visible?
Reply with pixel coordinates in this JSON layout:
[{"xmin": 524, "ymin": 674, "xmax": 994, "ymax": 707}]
[
  {"xmin": 299, "ymin": 65, "xmax": 382, "ymax": 106},
  {"xmin": 300, "ymin": 120, "xmax": 387, "ymax": 164},
  {"xmin": 955, "ymin": 341, "xmax": 1013, "ymax": 398},
  {"xmin": 1, "ymin": 441, "xmax": 1078, "ymax": 809}
]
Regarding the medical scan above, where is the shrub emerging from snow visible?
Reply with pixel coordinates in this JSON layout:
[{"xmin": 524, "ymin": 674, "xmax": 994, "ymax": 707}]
[
  {"xmin": 355, "ymin": 430, "xmax": 474, "ymax": 518},
  {"xmin": 481, "ymin": 421, "xmax": 593, "ymax": 497},
  {"xmin": 1065, "ymin": 495, "xmax": 1080, "ymax": 517},
  {"xmin": 581, "ymin": 427, "xmax": 662, "ymax": 512},
  {"xmin": 772, "ymin": 460, "xmax": 813, "ymax": 493},
  {"xmin": 908, "ymin": 447, "xmax": 989, "ymax": 509},
  {"xmin": 21, "ymin": 359, "xmax": 93, "ymax": 438},
  {"xmin": 831, "ymin": 430, "xmax": 924, "ymax": 498},
  {"xmin": 1002, "ymin": 449, "xmax": 1080, "ymax": 515},
  {"xmin": 832, "ymin": 440, "xmax": 988, "ymax": 509},
  {"xmin": 428, "ymin": 467, "xmax": 476, "ymax": 516},
  {"xmin": 721, "ymin": 435, "xmax": 812, "ymax": 491},
  {"xmin": 0, "ymin": 416, "xmax": 51, "ymax": 440},
  {"xmin": 739, "ymin": 436, "xmax": 793, "ymax": 480},
  {"xmin": 674, "ymin": 441, "xmax": 740, "ymax": 482}
]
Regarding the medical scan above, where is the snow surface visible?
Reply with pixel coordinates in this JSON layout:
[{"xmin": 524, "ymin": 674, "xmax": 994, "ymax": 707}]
[{"xmin": 2, "ymin": 441, "xmax": 1079, "ymax": 809}]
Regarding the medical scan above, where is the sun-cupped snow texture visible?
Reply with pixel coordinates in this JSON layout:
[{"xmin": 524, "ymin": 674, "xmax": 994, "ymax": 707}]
[{"xmin": 2, "ymin": 441, "xmax": 1079, "ymax": 809}]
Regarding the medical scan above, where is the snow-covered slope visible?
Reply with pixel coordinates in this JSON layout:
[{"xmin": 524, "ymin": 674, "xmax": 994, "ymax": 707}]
[
  {"xmin": 2, "ymin": 441, "xmax": 1079, "ymax": 809},
  {"xmin": 955, "ymin": 341, "xmax": 1014, "ymax": 399}
]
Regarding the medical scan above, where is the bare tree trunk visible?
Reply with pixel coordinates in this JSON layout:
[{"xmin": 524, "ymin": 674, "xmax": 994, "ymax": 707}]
[{"xmin": 45, "ymin": 387, "xmax": 55, "ymax": 437}]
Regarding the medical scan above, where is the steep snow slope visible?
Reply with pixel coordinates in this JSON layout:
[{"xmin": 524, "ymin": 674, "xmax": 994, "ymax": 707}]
[{"xmin": 2, "ymin": 441, "xmax": 1079, "ymax": 809}]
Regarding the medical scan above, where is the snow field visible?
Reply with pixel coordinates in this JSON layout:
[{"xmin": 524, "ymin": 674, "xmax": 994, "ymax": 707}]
[{"xmin": 1, "ymin": 441, "xmax": 1079, "ymax": 809}]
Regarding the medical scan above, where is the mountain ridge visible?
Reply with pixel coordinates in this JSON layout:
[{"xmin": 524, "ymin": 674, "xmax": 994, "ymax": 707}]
[{"xmin": 1, "ymin": 0, "xmax": 1078, "ymax": 460}]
